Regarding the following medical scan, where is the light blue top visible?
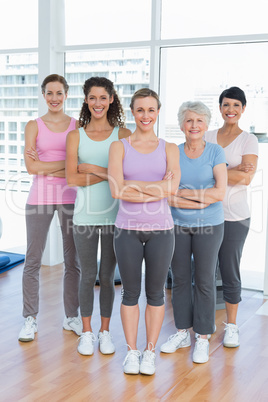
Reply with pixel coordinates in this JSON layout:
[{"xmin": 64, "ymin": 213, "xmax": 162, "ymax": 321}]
[
  {"xmin": 171, "ymin": 142, "xmax": 226, "ymax": 227},
  {"xmin": 73, "ymin": 126, "xmax": 119, "ymax": 225}
]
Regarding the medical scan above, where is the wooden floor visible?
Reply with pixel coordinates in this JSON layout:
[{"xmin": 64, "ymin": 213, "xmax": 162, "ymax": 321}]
[{"xmin": 0, "ymin": 262, "xmax": 268, "ymax": 402}]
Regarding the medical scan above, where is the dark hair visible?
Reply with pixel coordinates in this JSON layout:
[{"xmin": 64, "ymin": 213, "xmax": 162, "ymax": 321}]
[
  {"xmin": 219, "ymin": 86, "xmax": 247, "ymax": 107},
  {"xmin": 130, "ymin": 88, "xmax": 161, "ymax": 110},
  {"xmin": 41, "ymin": 74, "xmax": 69, "ymax": 94},
  {"xmin": 79, "ymin": 76, "xmax": 126, "ymax": 128}
]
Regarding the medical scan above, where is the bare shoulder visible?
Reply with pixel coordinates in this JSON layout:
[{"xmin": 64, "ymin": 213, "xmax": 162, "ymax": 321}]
[
  {"xmin": 25, "ymin": 120, "xmax": 38, "ymax": 142},
  {"xmin": 66, "ymin": 128, "xmax": 80, "ymax": 145},
  {"xmin": 25, "ymin": 119, "xmax": 38, "ymax": 131},
  {"xmin": 109, "ymin": 139, "xmax": 125, "ymax": 154},
  {"xmin": 165, "ymin": 140, "xmax": 180, "ymax": 155},
  {"xmin": 67, "ymin": 128, "xmax": 79, "ymax": 138},
  {"xmin": 118, "ymin": 127, "xmax": 132, "ymax": 139}
]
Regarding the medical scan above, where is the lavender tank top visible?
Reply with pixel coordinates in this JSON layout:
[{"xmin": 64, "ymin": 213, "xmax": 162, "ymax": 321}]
[{"xmin": 115, "ymin": 137, "xmax": 174, "ymax": 231}]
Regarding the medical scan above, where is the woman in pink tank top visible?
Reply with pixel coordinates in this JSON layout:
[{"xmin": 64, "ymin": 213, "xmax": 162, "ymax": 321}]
[
  {"xmin": 18, "ymin": 74, "xmax": 82, "ymax": 343},
  {"xmin": 108, "ymin": 88, "xmax": 181, "ymax": 375}
]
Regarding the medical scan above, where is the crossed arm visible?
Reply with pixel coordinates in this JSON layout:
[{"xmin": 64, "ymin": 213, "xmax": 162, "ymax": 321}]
[
  {"xmin": 24, "ymin": 120, "xmax": 66, "ymax": 177},
  {"xmin": 108, "ymin": 140, "xmax": 181, "ymax": 202},
  {"xmin": 66, "ymin": 127, "xmax": 131, "ymax": 187},
  {"xmin": 227, "ymin": 154, "xmax": 258, "ymax": 186},
  {"xmin": 168, "ymin": 162, "xmax": 227, "ymax": 209},
  {"xmin": 65, "ymin": 129, "xmax": 107, "ymax": 187}
]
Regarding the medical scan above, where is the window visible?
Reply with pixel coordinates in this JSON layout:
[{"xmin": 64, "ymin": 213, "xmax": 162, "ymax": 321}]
[
  {"xmin": 161, "ymin": 0, "xmax": 268, "ymax": 39},
  {"xmin": 64, "ymin": 0, "xmax": 151, "ymax": 45},
  {"xmin": 9, "ymin": 145, "xmax": 17, "ymax": 154},
  {"xmin": 160, "ymin": 43, "xmax": 268, "ymax": 144},
  {"xmin": 0, "ymin": 0, "xmax": 38, "ymax": 49},
  {"xmin": 9, "ymin": 133, "xmax": 17, "ymax": 141},
  {"xmin": 8, "ymin": 122, "xmax": 17, "ymax": 132}
]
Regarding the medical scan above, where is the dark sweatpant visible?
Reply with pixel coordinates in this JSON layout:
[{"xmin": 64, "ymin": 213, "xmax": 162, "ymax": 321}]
[
  {"xmin": 23, "ymin": 204, "xmax": 80, "ymax": 318},
  {"xmin": 171, "ymin": 224, "xmax": 224, "ymax": 335},
  {"xmin": 218, "ymin": 219, "xmax": 250, "ymax": 304}
]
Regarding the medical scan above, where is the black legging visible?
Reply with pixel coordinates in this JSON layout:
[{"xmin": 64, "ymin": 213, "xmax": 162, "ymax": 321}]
[
  {"xmin": 73, "ymin": 224, "xmax": 116, "ymax": 318},
  {"xmin": 114, "ymin": 228, "xmax": 174, "ymax": 307}
]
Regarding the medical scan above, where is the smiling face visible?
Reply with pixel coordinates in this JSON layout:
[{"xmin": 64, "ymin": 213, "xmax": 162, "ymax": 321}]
[
  {"xmin": 220, "ymin": 97, "xmax": 246, "ymax": 124},
  {"xmin": 131, "ymin": 96, "xmax": 160, "ymax": 131},
  {"xmin": 182, "ymin": 111, "xmax": 208, "ymax": 141},
  {"xmin": 43, "ymin": 81, "xmax": 67, "ymax": 112},
  {"xmin": 85, "ymin": 86, "xmax": 113, "ymax": 118}
]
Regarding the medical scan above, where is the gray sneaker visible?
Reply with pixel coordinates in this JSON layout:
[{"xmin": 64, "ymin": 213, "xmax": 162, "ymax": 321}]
[{"xmin": 160, "ymin": 330, "xmax": 191, "ymax": 353}]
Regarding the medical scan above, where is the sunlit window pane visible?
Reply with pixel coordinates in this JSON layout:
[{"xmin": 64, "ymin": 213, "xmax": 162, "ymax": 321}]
[
  {"xmin": 64, "ymin": 0, "xmax": 151, "ymax": 45},
  {"xmin": 0, "ymin": 0, "xmax": 38, "ymax": 49},
  {"xmin": 161, "ymin": 0, "xmax": 268, "ymax": 39}
]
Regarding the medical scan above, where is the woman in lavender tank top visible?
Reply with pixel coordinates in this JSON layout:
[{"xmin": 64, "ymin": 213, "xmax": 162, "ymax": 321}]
[{"xmin": 108, "ymin": 88, "xmax": 181, "ymax": 375}]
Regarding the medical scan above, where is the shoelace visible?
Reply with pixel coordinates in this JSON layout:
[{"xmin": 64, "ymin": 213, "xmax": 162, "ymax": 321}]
[
  {"xmin": 24, "ymin": 317, "xmax": 35, "ymax": 330},
  {"xmin": 78, "ymin": 332, "xmax": 96, "ymax": 344},
  {"xmin": 168, "ymin": 330, "xmax": 187, "ymax": 344},
  {"xmin": 123, "ymin": 346, "xmax": 141, "ymax": 365},
  {"xmin": 223, "ymin": 322, "xmax": 238, "ymax": 338},
  {"xmin": 141, "ymin": 342, "xmax": 156, "ymax": 363},
  {"xmin": 99, "ymin": 331, "xmax": 112, "ymax": 342},
  {"xmin": 195, "ymin": 338, "xmax": 208, "ymax": 352},
  {"xmin": 69, "ymin": 317, "xmax": 80, "ymax": 325}
]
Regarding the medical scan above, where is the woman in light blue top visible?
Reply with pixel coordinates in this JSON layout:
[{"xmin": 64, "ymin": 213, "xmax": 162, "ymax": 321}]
[
  {"xmin": 160, "ymin": 101, "xmax": 227, "ymax": 364},
  {"xmin": 66, "ymin": 77, "xmax": 131, "ymax": 357}
]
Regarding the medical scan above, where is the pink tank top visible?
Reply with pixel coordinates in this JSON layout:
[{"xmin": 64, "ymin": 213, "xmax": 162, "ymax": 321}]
[
  {"xmin": 115, "ymin": 137, "xmax": 174, "ymax": 231},
  {"xmin": 27, "ymin": 117, "xmax": 77, "ymax": 205}
]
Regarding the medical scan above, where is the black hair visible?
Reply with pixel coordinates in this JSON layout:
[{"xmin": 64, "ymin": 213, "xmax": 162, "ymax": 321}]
[{"xmin": 219, "ymin": 86, "xmax": 246, "ymax": 107}]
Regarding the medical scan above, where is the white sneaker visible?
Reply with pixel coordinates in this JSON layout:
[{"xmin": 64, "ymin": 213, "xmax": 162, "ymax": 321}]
[
  {"xmin": 195, "ymin": 325, "xmax": 217, "ymax": 340},
  {"xmin": 63, "ymin": 316, "xmax": 82, "ymax": 336},
  {"xmin": 223, "ymin": 323, "xmax": 239, "ymax": 348},
  {"xmin": 123, "ymin": 348, "xmax": 141, "ymax": 375},
  {"xmin": 98, "ymin": 330, "xmax": 115, "ymax": 354},
  {"xmin": 77, "ymin": 331, "xmax": 96, "ymax": 355},
  {"xmin": 160, "ymin": 330, "xmax": 191, "ymax": 353},
  {"xmin": 193, "ymin": 337, "xmax": 209, "ymax": 363},
  {"xmin": 18, "ymin": 316, "xmax": 37, "ymax": 342},
  {"xmin": 140, "ymin": 346, "xmax": 156, "ymax": 376}
]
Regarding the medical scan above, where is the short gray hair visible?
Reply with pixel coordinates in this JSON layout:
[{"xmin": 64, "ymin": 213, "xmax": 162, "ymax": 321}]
[{"xmin": 177, "ymin": 101, "xmax": 211, "ymax": 128}]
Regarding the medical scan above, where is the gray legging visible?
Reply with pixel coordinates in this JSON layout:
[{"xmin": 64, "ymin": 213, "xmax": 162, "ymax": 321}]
[
  {"xmin": 73, "ymin": 225, "xmax": 116, "ymax": 318},
  {"xmin": 114, "ymin": 228, "xmax": 175, "ymax": 307},
  {"xmin": 171, "ymin": 223, "xmax": 224, "ymax": 335},
  {"xmin": 219, "ymin": 218, "xmax": 250, "ymax": 304},
  {"xmin": 23, "ymin": 204, "xmax": 80, "ymax": 318}
]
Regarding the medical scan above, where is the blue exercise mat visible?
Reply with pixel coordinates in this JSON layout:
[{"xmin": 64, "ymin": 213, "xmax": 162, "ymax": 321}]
[{"xmin": 0, "ymin": 251, "xmax": 25, "ymax": 274}]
